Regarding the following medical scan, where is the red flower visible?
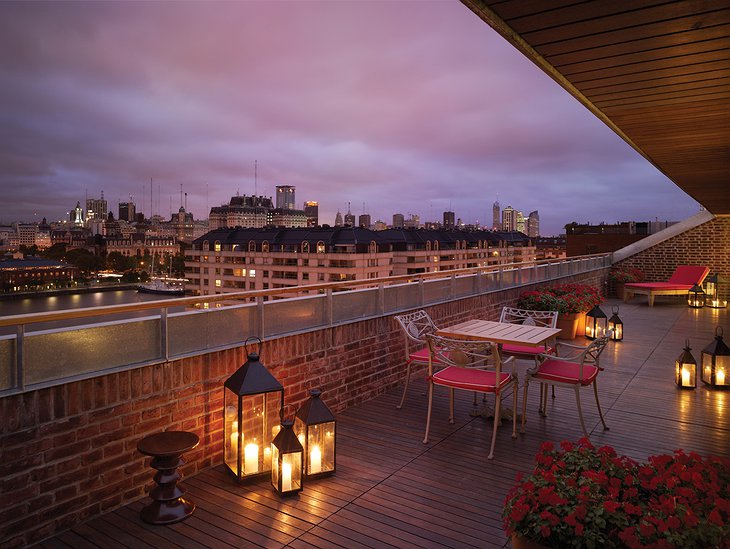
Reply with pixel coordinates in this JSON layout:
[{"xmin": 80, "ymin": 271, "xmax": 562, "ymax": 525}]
[
  {"xmin": 540, "ymin": 525, "xmax": 551, "ymax": 538},
  {"xmin": 710, "ymin": 509, "xmax": 724, "ymax": 526},
  {"xmin": 604, "ymin": 500, "xmax": 621, "ymax": 513}
]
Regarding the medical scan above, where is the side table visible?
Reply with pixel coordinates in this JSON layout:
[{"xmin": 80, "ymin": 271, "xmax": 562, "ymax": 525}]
[{"xmin": 137, "ymin": 430, "xmax": 200, "ymax": 525}]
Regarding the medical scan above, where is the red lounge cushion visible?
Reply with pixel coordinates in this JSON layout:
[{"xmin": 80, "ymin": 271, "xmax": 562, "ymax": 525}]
[
  {"xmin": 668, "ymin": 265, "xmax": 709, "ymax": 285},
  {"xmin": 624, "ymin": 282, "xmax": 693, "ymax": 291},
  {"xmin": 502, "ymin": 343, "xmax": 554, "ymax": 357},
  {"xmin": 432, "ymin": 366, "xmax": 511, "ymax": 392},
  {"xmin": 531, "ymin": 358, "xmax": 599, "ymax": 386},
  {"xmin": 409, "ymin": 347, "xmax": 443, "ymax": 363}
]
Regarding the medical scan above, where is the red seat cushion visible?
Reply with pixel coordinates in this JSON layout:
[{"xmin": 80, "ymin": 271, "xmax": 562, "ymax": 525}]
[
  {"xmin": 668, "ymin": 265, "xmax": 709, "ymax": 285},
  {"xmin": 624, "ymin": 282, "xmax": 692, "ymax": 291},
  {"xmin": 431, "ymin": 366, "xmax": 511, "ymax": 392},
  {"xmin": 409, "ymin": 347, "xmax": 442, "ymax": 364},
  {"xmin": 501, "ymin": 343, "xmax": 554, "ymax": 357},
  {"xmin": 531, "ymin": 358, "xmax": 599, "ymax": 386}
]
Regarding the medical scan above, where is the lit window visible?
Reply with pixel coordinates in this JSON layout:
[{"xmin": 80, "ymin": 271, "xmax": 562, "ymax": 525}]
[
  {"xmin": 214, "ymin": 240, "xmax": 221, "ymax": 252},
  {"xmin": 215, "ymin": 279, "xmax": 222, "ymax": 287},
  {"xmin": 249, "ymin": 269, "xmax": 256, "ymax": 277},
  {"xmin": 316, "ymin": 241, "xmax": 325, "ymax": 253}
]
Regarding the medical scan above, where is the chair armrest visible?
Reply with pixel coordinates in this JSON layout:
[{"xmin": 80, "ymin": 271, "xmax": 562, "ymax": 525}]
[
  {"xmin": 502, "ymin": 355, "xmax": 516, "ymax": 374},
  {"xmin": 554, "ymin": 341, "xmax": 588, "ymax": 361}
]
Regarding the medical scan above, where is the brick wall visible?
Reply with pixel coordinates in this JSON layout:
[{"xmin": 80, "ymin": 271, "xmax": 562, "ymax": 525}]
[
  {"xmin": 612, "ymin": 216, "xmax": 730, "ymax": 301},
  {"xmin": 0, "ymin": 270, "xmax": 605, "ymax": 546}
]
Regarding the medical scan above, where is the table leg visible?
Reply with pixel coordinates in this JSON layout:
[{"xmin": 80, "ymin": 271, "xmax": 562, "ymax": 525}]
[{"xmin": 140, "ymin": 454, "xmax": 195, "ymax": 525}]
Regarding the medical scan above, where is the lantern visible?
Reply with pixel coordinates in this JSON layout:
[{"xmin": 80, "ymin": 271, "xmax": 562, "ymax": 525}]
[
  {"xmin": 704, "ymin": 274, "xmax": 727, "ymax": 309},
  {"xmin": 295, "ymin": 389, "xmax": 336, "ymax": 478},
  {"xmin": 701, "ymin": 327, "xmax": 730, "ymax": 388},
  {"xmin": 675, "ymin": 339, "xmax": 697, "ymax": 389},
  {"xmin": 224, "ymin": 338, "xmax": 284, "ymax": 481},
  {"xmin": 585, "ymin": 305, "xmax": 607, "ymax": 340},
  {"xmin": 271, "ymin": 419, "xmax": 303, "ymax": 496},
  {"xmin": 687, "ymin": 284, "xmax": 705, "ymax": 308},
  {"xmin": 607, "ymin": 306, "xmax": 623, "ymax": 342}
]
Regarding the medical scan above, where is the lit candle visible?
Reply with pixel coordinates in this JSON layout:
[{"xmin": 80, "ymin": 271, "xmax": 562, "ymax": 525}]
[
  {"xmin": 244, "ymin": 443, "xmax": 259, "ymax": 474},
  {"xmin": 297, "ymin": 433, "xmax": 305, "ymax": 446},
  {"xmin": 717, "ymin": 369, "xmax": 726, "ymax": 386},
  {"xmin": 682, "ymin": 367, "xmax": 691, "ymax": 387},
  {"xmin": 282, "ymin": 461, "xmax": 292, "ymax": 492},
  {"xmin": 310, "ymin": 445, "xmax": 322, "ymax": 475},
  {"xmin": 264, "ymin": 446, "xmax": 271, "ymax": 469}
]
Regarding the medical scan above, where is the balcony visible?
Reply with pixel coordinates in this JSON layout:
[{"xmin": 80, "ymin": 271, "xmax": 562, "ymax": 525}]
[{"xmin": 29, "ymin": 298, "xmax": 730, "ymax": 548}]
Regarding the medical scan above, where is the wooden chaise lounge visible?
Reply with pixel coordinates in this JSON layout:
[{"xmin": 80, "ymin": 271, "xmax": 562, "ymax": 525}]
[{"xmin": 623, "ymin": 265, "xmax": 710, "ymax": 307}]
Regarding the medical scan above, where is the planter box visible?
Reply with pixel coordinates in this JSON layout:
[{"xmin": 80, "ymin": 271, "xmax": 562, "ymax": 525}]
[{"xmin": 556, "ymin": 312, "xmax": 580, "ymax": 339}]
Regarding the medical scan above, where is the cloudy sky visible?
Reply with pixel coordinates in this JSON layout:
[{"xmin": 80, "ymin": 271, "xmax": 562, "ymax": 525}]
[{"xmin": 0, "ymin": 1, "xmax": 699, "ymax": 235}]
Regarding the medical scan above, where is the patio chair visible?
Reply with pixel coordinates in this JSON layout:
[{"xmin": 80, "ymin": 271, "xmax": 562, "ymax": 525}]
[
  {"xmin": 423, "ymin": 334, "xmax": 517, "ymax": 460},
  {"xmin": 394, "ymin": 310, "xmax": 439, "ymax": 409},
  {"xmin": 521, "ymin": 332, "xmax": 612, "ymax": 438},
  {"xmin": 623, "ymin": 265, "xmax": 709, "ymax": 306}
]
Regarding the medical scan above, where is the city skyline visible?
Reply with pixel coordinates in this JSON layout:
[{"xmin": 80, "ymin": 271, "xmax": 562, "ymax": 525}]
[{"xmin": 0, "ymin": 2, "xmax": 700, "ymax": 235}]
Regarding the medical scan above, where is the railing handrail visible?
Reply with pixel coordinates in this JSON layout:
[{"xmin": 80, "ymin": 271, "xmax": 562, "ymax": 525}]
[{"xmin": 0, "ymin": 253, "xmax": 609, "ymax": 328}]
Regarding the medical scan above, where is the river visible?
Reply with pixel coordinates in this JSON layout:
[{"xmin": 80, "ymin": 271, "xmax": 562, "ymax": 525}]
[{"xmin": 0, "ymin": 289, "xmax": 185, "ymax": 336}]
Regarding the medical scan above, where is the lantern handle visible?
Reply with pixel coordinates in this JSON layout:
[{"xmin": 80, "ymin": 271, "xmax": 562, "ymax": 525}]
[
  {"xmin": 612, "ymin": 305, "xmax": 620, "ymax": 315},
  {"xmin": 716, "ymin": 326, "xmax": 724, "ymax": 338},
  {"xmin": 244, "ymin": 336, "xmax": 262, "ymax": 355},
  {"xmin": 685, "ymin": 338, "xmax": 691, "ymax": 350},
  {"xmin": 283, "ymin": 403, "xmax": 297, "ymax": 422}
]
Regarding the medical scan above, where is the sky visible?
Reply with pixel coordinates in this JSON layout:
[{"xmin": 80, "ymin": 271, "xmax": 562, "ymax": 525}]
[{"xmin": 0, "ymin": 1, "xmax": 700, "ymax": 236}]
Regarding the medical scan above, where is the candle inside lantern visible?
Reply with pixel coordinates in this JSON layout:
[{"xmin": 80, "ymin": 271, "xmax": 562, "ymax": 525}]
[
  {"xmin": 310, "ymin": 445, "xmax": 322, "ymax": 475},
  {"xmin": 681, "ymin": 367, "xmax": 691, "ymax": 387},
  {"xmin": 282, "ymin": 461, "xmax": 292, "ymax": 491},
  {"xmin": 264, "ymin": 446, "xmax": 271, "ymax": 469},
  {"xmin": 717, "ymin": 368, "xmax": 726, "ymax": 386},
  {"xmin": 244, "ymin": 443, "xmax": 259, "ymax": 474}
]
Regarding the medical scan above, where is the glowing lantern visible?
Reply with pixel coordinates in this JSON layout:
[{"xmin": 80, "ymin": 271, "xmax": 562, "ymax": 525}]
[
  {"xmin": 675, "ymin": 340, "xmax": 697, "ymax": 389},
  {"xmin": 295, "ymin": 389, "xmax": 336, "ymax": 478}
]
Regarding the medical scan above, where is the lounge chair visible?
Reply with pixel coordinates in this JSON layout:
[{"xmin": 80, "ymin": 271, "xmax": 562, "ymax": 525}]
[{"xmin": 623, "ymin": 265, "xmax": 709, "ymax": 306}]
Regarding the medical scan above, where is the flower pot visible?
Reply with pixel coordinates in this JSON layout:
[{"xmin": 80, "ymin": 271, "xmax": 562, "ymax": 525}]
[
  {"xmin": 556, "ymin": 312, "xmax": 580, "ymax": 339},
  {"xmin": 511, "ymin": 534, "xmax": 548, "ymax": 549},
  {"xmin": 575, "ymin": 312, "xmax": 587, "ymax": 337}
]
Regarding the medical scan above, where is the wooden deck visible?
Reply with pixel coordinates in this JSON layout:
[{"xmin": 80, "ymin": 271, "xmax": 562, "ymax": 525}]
[{"xmin": 38, "ymin": 299, "xmax": 730, "ymax": 548}]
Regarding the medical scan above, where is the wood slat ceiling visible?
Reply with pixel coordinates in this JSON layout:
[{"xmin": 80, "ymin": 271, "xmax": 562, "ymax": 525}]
[{"xmin": 462, "ymin": 0, "xmax": 730, "ymax": 214}]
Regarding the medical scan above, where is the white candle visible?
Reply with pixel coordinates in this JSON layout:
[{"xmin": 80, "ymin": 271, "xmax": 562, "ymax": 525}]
[
  {"xmin": 310, "ymin": 445, "xmax": 322, "ymax": 474},
  {"xmin": 717, "ymin": 369, "xmax": 726, "ymax": 385},
  {"xmin": 244, "ymin": 443, "xmax": 259, "ymax": 474},
  {"xmin": 682, "ymin": 367, "xmax": 691, "ymax": 386},
  {"xmin": 282, "ymin": 461, "xmax": 292, "ymax": 491}
]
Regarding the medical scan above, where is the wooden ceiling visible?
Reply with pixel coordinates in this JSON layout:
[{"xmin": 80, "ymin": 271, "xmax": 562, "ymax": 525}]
[{"xmin": 462, "ymin": 0, "xmax": 730, "ymax": 214}]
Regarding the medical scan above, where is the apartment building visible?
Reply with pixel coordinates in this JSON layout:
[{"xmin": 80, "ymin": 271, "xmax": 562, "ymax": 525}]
[{"xmin": 185, "ymin": 227, "xmax": 534, "ymax": 296}]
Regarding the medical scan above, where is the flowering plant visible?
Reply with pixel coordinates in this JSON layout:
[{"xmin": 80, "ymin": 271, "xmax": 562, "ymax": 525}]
[
  {"xmin": 608, "ymin": 267, "xmax": 644, "ymax": 284},
  {"xmin": 503, "ymin": 438, "xmax": 730, "ymax": 548},
  {"xmin": 516, "ymin": 284, "xmax": 602, "ymax": 314}
]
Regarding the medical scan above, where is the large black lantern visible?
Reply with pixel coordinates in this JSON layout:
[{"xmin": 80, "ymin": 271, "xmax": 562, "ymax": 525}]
[
  {"xmin": 271, "ymin": 419, "xmax": 304, "ymax": 496},
  {"xmin": 224, "ymin": 338, "xmax": 284, "ymax": 481},
  {"xmin": 704, "ymin": 274, "xmax": 727, "ymax": 309},
  {"xmin": 295, "ymin": 389, "xmax": 336, "ymax": 478},
  {"xmin": 607, "ymin": 306, "xmax": 623, "ymax": 342},
  {"xmin": 585, "ymin": 305, "xmax": 607, "ymax": 340},
  {"xmin": 701, "ymin": 327, "xmax": 730, "ymax": 388},
  {"xmin": 687, "ymin": 284, "xmax": 705, "ymax": 308},
  {"xmin": 675, "ymin": 339, "xmax": 697, "ymax": 389}
]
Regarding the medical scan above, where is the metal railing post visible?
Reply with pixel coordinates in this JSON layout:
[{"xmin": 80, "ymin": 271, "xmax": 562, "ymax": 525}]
[
  {"xmin": 15, "ymin": 325, "xmax": 24, "ymax": 391},
  {"xmin": 326, "ymin": 288, "xmax": 333, "ymax": 326},
  {"xmin": 378, "ymin": 283, "xmax": 385, "ymax": 315},
  {"xmin": 257, "ymin": 296, "xmax": 265, "ymax": 338}
]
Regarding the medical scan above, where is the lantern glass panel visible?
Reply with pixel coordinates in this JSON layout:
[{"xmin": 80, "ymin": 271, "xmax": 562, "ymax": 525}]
[
  {"xmin": 224, "ymin": 388, "xmax": 240, "ymax": 473},
  {"xmin": 688, "ymin": 285, "xmax": 705, "ymax": 308},
  {"xmin": 675, "ymin": 346, "xmax": 697, "ymax": 389},
  {"xmin": 703, "ymin": 352, "xmax": 729, "ymax": 387},
  {"xmin": 585, "ymin": 306, "xmax": 607, "ymax": 340},
  {"xmin": 305, "ymin": 422, "xmax": 335, "ymax": 476}
]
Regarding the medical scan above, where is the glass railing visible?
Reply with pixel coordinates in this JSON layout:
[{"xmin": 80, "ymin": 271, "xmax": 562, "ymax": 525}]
[{"xmin": 0, "ymin": 254, "xmax": 610, "ymax": 395}]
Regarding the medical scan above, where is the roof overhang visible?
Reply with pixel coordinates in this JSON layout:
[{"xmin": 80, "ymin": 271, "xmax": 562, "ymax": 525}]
[{"xmin": 462, "ymin": 0, "xmax": 730, "ymax": 214}]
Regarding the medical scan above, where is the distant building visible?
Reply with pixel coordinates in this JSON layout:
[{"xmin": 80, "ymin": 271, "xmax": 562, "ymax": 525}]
[
  {"xmin": 443, "ymin": 211, "xmax": 455, "ymax": 229},
  {"xmin": 535, "ymin": 236, "xmax": 565, "ymax": 260},
  {"xmin": 392, "ymin": 213, "xmax": 405, "ymax": 228},
  {"xmin": 501, "ymin": 206, "xmax": 516, "ymax": 231},
  {"xmin": 304, "ymin": 201, "xmax": 319, "ymax": 227},
  {"xmin": 492, "ymin": 201, "xmax": 500, "ymax": 231},
  {"xmin": 185, "ymin": 227, "xmax": 535, "ymax": 295},
  {"xmin": 71, "ymin": 202, "xmax": 84, "ymax": 226},
  {"xmin": 527, "ymin": 211, "xmax": 540, "ymax": 238},
  {"xmin": 516, "ymin": 211, "xmax": 526, "ymax": 234},
  {"xmin": 334, "ymin": 211, "xmax": 343, "ymax": 227},
  {"xmin": 119, "ymin": 202, "xmax": 136, "ymax": 223},
  {"xmin": 275, "ymin": 186, "xmax": 296, "ymax": 210},
  {"xmin": 344, "ymin": 205, "xmax": 355, "ymax": 227},
  {"xmin": 209, "ymin": 195, "xmax": 306, "ymax": 229},
  {"xmin": 86, "ymin": 193, "xmax": 108, "ymax": 225},
  {"xmin": 171, "ymin": 207, "xmax": 195, "ymax": 242},
  {"xmin": 105, "ymin": 235, "xmax": 178, "ymax": 258},
  {"xmin": 358, "ymin": 214, "xmax": 371, "ymax": 228},
  {"xmin": 0, "ymin": 256, "xmax": 78, "ymax": 293},
  {"xmin": 373, "ymin": 220, "xmax": 387, "ymax": 231},
  {"xmin": 564, "ymin": 221, "xmax": 676, "ymax": 256},
  {"xmin": 404, "ymin": 214, "xmax": 420, "ymax": 229}
]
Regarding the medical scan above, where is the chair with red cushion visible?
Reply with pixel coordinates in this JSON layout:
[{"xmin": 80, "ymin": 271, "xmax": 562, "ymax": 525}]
[
  {"xmin": 521, "ymin": 332, "xmax": 612, "ymax": 438},
  {"xmin": 394, "ymin": 310, "xmax": 440, "ymax": 409},
  {"xmin": 624, "ymin": 265, "xmax": 709, "ymax": 306},
  {"xmin": 423, "ymin": 334, "xmax": 517, "ymax": 460}
]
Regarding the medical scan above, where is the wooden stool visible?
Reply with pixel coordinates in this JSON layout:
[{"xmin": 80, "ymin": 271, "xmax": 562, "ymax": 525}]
[{"xmin": 137, "ymin": 430, "xmax": 199, "ymax": 525}]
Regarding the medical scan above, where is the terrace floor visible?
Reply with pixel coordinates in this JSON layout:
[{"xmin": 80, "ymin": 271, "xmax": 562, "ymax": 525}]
[{"xmin": 37, "ymin": 299, "xmax": 730, "ymax": 548}]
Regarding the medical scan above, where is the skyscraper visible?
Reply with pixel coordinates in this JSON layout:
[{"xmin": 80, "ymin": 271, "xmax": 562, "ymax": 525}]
[
  {"xmin": 392, "ymin": 213, "xmax": 404, "ymax": 228},
  {"xmin": 492, "ymin": 200, "xmax": 500, "ymax": 230},
  {"xmin": 334, "ymin": 211, "xmax": 343, "ymax": 227},
  {"xmin": 516, "ymin": 211, "xmax": 526, "ymax": 234},
  {"xmin": 86, "ymin": 192, "xmax": 108, "ymax": 224},
  {"xmin": 71, "ymin": 202, "xmax": 84, "ymax": 226},
  {"xmin": 119, "ymin": 201, "xmax": 136, "ymax": 223},
  {"xmin": 275, "ymin": 185, "xmax": 296, "ymax": 210},
  {"xmin": 501, "ymin": 205, "xmax": 516, "ymax": 231},
  {"xmin": 304, "ymin": 201, "xmax": 319, "ymax": 227},
  {"xmin": 443, "ymin": 211, "xmax": 455, "ymax": 229},
  {"xmin": 344, "ymin": 204, "xmax": 355, "ymax": 227},
  {"xmin": 358, "ymin": 214, "xmax": 371, "ymax": 228},
  {"xmin": 528, "ymin": 210, "xmax": 540, "ymax": 238}
]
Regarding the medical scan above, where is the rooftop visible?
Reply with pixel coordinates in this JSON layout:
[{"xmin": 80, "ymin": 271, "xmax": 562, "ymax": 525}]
[{"xmin": 36, "ymin": 299, "xmax": 729, "ymax": 548}]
